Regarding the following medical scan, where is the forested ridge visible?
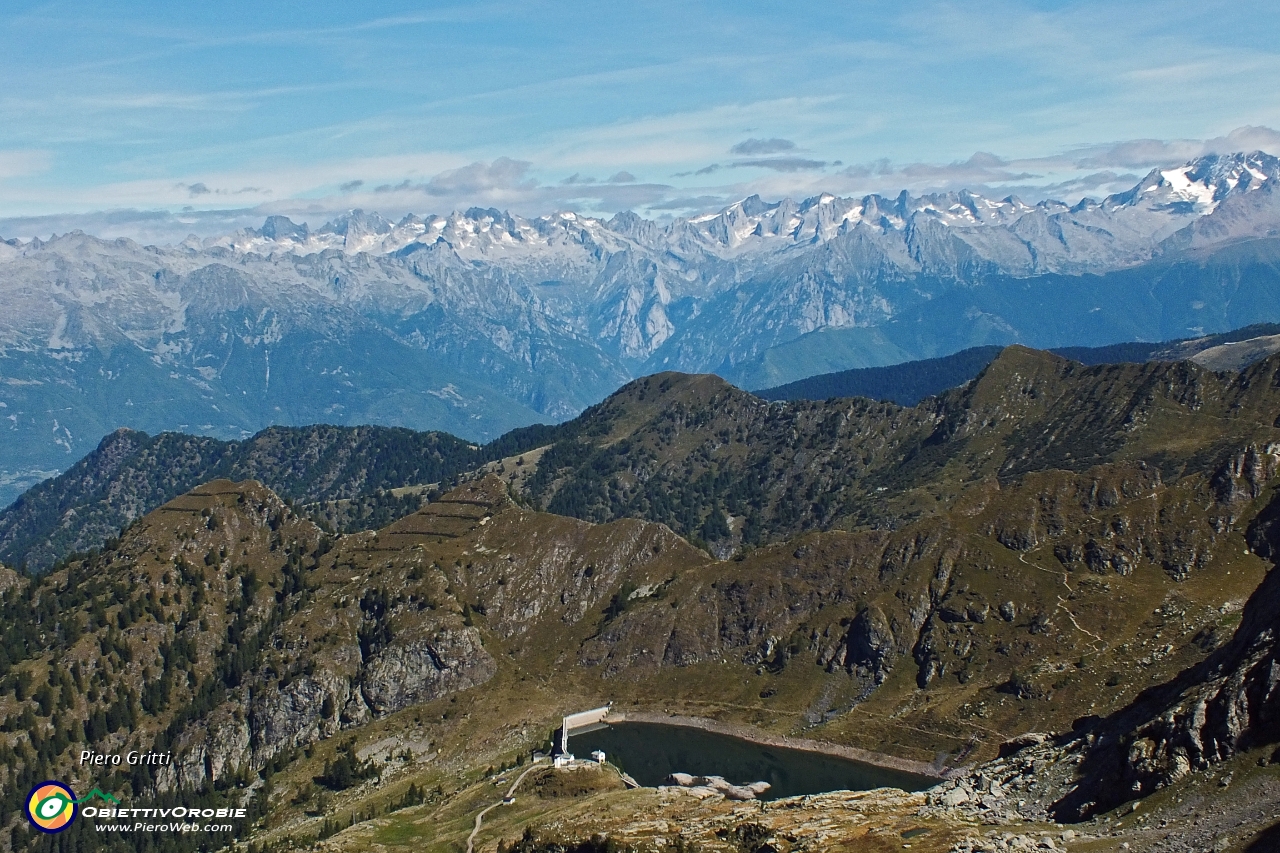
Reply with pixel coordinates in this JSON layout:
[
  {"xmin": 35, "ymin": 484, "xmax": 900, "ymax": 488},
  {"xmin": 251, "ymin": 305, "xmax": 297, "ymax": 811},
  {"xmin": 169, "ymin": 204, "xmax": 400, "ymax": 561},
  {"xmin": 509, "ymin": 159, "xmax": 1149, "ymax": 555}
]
[
  {"xmin": 0, "ymin": 498, "xmax": 322, "ymax": 853},
  {"xmin": 0, "ymin": 423, "xmax": 564, "ymax": 574}
]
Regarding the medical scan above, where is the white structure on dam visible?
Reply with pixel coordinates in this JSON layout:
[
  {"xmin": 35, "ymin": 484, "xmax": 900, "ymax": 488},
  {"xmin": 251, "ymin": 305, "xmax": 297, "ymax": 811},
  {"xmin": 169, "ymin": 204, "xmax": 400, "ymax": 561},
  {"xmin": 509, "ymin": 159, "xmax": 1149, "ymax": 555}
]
[{"xmin": 558, "ymin": 704, "xmax": 612, "ymax": 755}]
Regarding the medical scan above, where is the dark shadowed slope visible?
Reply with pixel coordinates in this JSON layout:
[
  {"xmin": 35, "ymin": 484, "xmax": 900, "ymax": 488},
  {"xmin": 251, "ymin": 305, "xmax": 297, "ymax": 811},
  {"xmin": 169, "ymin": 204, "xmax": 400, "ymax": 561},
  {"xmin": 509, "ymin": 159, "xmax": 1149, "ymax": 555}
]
[{"xmin": 758, "ymin": 322, "xmax": 1280, "ymax": 406}]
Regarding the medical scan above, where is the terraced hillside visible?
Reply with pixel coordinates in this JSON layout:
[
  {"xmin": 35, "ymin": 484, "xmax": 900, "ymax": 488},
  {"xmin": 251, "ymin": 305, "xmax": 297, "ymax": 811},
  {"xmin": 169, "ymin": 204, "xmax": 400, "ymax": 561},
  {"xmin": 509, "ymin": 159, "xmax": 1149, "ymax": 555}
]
[{"xmin": 0, "ymin": 423, "xmax": 559, "ymax": 573}]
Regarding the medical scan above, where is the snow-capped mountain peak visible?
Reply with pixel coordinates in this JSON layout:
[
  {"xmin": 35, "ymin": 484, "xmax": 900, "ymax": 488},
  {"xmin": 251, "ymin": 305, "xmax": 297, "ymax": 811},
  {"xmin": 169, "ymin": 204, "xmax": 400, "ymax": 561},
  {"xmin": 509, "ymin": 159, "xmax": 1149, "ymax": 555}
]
[
  {"xmin": 189, "ymin": 150, "xmax": 1279, "ymax": 279},
  {"xmin": 5, "ymin": 151, "xmax": 1280, "ymax": 507},
  {"xmin": 1126, "ymin": 151, "xmax": 1279, "ymax": 215}
]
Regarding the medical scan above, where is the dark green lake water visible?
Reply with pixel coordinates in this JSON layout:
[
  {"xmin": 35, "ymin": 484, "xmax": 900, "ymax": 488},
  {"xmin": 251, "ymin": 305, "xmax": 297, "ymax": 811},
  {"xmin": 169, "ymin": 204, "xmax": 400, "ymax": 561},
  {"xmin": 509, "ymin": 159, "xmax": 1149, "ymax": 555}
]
[{"xmin": 569, "ymin": 722, "xmax": 935, "ymax": 799}]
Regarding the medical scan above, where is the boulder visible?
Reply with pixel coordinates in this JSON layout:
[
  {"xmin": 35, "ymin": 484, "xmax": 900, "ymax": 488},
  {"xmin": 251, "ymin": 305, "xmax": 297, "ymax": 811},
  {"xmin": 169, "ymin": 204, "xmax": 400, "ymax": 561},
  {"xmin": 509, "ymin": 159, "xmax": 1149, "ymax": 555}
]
[{"xmin": 845, "ymin": 605, "xmax": 897, "ymax": 680}]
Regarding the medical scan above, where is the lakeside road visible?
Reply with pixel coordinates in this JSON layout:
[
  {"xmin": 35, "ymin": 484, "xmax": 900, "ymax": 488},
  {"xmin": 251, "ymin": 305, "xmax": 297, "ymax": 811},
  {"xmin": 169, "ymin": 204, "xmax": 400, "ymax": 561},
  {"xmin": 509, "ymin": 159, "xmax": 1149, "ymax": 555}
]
[
  {"xmin": 606, "ymin": 711, "xmax": 956, "ymax": 780},
  {"xmin": 466, "ymin": 763, "xmax": 541, "ymax": 853}
]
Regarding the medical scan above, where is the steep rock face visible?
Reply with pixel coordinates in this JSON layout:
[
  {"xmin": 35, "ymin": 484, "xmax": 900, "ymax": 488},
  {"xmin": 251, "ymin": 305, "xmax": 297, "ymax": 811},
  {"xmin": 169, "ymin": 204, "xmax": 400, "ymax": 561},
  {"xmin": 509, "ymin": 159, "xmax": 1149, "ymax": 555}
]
[
  {"xmin": 250, "ymin": 670, "xmax": 358, "ymax": 759},
  {"xmin": 1211, "ymin": 442, "xmax": 1280, "ymax": 505},
  {"xmin": 0, "ymin": 476, "xmax": 511, "ymax": 800},
  {"xmin": 1045, "ymin": 494, "xmax": 1280, "ymax": 818},
  {"xmin": 199, "ymin": 714, "xmax": 252, "ymax": 788},
  {"xmin": 166, "ymin": 667, "xmax": 383, "ymax": 791},
  {"xmin": 928, "ymin": 485, "xmax": 1280, "ymax": 823},
  {"xmin": 0, "ymin": 564, "xmax": 22, "ymax": 594},
  {"xmin": 360, "ymin": 631, "xmax": 495, "ymax": 715},
  {"xmin": 169, "ymin": 582, "xmax": 496, "ymax": 789},
  {"xmin": 159, "ymin": 711, "xmax": 254, "ymax": 792},
  {"xmin": 1118, "ymin": 603, "xmax": 1280, "ymax": 791}
]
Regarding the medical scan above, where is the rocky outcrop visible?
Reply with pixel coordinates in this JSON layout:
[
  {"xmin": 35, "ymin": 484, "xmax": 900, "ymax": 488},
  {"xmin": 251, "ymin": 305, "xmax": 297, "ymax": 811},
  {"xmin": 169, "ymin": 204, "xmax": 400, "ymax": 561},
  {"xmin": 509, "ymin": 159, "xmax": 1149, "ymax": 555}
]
[
  {"xmin": 927, "ymin": 486, "xmax": 1280, "ymax": 823},
  {"xmin": 151, "ymin": 627, "xmax": 492, "ymax": 795},
  {"xmin": 579, "ymin": 524, "xmax": 962, "ymax": 679},
  {"xmin": 1058, "ymin": 555, "xmax": 1280, "ymax": 818},
  {"xmin": 157, "ymin": 710, "xmax": 253, "ymax": 792},
  {"xmin": 1212, "ymin": 443, "xmax": 1280, "ymax": 504},
  {"xmin": 663, "ymin": 773, "xmax": 771, "ymax": 801},
  {"xmin": 153, "ymin": 626, "xmax": 492, "ymax": 793},
  {"xmin": 824, "ymin": 605, "xmax": 897, "ymax": 682},
  {"xmin": 0, "ymin": 564, "xmax": 23, "ymax": 595},
  {"xmin": 360, "ymin": 630, "xmax": 495, "ymax": 715},
  {"xmin": 251, "ymin": 671, "xmax": 359, "ymax": 760},
  {"xmin": 924, "ymin": 732, "xmax": 1084, "ymax": 824}
]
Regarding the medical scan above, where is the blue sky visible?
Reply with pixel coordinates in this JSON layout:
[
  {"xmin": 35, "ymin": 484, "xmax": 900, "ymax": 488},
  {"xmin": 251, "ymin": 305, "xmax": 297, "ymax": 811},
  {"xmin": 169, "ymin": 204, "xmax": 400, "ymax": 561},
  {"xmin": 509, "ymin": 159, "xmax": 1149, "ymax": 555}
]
[{"xmin": 2, "ymin": 0, "xmax": 1279, "ymax": 240}]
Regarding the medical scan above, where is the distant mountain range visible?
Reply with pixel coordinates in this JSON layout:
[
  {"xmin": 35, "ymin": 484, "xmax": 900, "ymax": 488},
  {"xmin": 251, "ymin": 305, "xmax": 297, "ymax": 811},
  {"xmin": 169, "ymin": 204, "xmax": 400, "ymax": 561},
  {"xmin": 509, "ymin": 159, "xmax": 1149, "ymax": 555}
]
[{"xmin": 2, "ymin": 150, "xmax": 1280, "ymax": 505}]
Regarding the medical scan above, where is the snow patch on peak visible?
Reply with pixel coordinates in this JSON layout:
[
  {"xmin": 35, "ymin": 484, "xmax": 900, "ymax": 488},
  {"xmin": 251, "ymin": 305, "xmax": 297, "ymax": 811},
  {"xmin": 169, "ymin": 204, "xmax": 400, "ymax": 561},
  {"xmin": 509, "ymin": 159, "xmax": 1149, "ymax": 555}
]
[{"xmin": 1158, "ymin": 168, "xmax": 1219, "ymax": 212}]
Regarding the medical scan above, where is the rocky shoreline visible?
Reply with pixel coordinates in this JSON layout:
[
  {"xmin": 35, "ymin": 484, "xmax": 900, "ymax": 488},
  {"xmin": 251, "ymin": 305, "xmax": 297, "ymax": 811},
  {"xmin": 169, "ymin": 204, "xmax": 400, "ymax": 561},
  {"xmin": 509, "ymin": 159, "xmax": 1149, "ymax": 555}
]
[
  {"xmin": 663, "ymin": 772, "xmax": 772, "ymax": 801},
  {"xmin": 605, "ymin": 710, "xmax": 954, "ymax": 782}
]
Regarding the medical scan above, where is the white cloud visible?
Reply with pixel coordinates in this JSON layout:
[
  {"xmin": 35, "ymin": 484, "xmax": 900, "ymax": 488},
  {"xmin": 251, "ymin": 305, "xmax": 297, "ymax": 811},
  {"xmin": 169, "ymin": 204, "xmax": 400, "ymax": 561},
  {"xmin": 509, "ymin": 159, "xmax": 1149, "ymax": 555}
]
[
  {"xmin": 729, "ymin": 157, "xmax": 827, "ymax": 173},
  {"xmin": 1067, "ymin": 126, "xmax": 1280, "ymax": 168},
  {"xmin": 420, "ymin": 157, "xmax": 537, "ymax": 198},
  {"xmin": 4, "ymin": 125, "xmax": 1278, "ymax": 244},
  {"xmin": 0, "ymin": 208, "xmax": 265, "ymax": 244}
]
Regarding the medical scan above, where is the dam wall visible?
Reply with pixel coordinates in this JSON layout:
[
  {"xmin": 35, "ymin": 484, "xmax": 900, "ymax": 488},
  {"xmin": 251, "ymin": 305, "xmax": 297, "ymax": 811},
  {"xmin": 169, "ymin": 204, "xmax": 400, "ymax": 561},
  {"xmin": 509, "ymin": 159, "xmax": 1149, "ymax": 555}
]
[{"xmin": 559, "ymin": 704, "xmax": 612, "ymax": 753}]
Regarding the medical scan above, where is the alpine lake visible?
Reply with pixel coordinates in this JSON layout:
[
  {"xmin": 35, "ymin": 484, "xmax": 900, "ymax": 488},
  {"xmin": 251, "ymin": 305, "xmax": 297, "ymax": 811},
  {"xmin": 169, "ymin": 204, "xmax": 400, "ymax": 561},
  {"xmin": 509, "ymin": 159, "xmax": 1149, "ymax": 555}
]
[{"xmin": 568, "ymin": 721, "xmax": 936, "ymax": 799}]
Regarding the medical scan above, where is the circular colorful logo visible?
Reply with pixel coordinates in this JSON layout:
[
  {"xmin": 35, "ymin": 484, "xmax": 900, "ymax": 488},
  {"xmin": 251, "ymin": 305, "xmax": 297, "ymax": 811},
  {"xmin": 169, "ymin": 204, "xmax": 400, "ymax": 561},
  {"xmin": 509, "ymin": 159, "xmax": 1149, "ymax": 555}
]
[{"xmin": 26, "ymin": 782, "xmax": 77, "ymax": 833}]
